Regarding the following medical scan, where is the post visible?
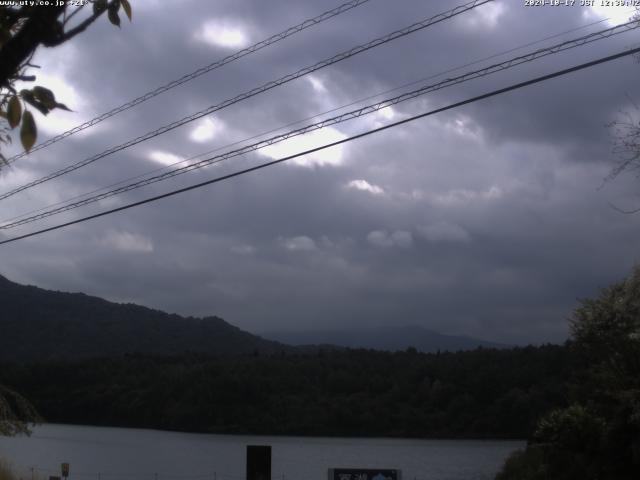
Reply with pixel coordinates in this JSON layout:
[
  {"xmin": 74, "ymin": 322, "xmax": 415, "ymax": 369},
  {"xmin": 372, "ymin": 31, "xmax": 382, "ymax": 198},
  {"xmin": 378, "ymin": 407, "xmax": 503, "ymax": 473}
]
[{"xmin": 246, "ymin": 445, "xmax": 271, "ymax": 480}]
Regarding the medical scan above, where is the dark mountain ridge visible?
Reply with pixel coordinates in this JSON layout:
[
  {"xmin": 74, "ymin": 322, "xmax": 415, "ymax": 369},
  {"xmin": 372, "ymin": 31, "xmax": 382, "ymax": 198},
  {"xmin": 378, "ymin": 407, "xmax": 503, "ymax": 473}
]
[
  {"xmin": 0, "ymin": 274, "xmax": 288, "ymax": 361},
  {"xmin": 262, "ymin": 325, "xmax": 508, "ymax": 353}
]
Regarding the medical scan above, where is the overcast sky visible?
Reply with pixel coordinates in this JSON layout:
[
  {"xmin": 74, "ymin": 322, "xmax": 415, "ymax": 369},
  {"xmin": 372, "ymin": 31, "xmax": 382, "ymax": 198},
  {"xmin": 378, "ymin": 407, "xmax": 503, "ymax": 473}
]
[{"xmin": 1, "ymin": 0, "xmax": 639, "ymax": 344}]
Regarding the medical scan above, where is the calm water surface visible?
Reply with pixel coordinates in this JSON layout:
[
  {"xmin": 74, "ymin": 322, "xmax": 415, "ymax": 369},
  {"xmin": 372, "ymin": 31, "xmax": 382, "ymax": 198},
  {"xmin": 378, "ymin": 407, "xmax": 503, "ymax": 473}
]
[{"xmin": 0, "ymin": 424, "xmax": 522, "ymax": 480}]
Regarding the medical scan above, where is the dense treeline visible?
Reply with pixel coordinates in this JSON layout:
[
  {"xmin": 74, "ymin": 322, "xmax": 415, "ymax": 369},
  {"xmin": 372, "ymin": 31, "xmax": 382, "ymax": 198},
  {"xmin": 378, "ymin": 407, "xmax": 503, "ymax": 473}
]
[{"xmin": 0, "ymin": 345, "xmax": 573, "ymax": 439}]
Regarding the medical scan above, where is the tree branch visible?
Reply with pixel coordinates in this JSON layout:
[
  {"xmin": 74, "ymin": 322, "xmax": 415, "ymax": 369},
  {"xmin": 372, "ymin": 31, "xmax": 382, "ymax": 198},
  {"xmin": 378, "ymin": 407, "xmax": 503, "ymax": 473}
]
[
  {"xmin": 48, "ymin": 1, "xmax": 115, "ymax": 47},
  {"xmin": 0, "ymin": 6, "xmax": 65, "ymax": 87},
  {"xmin": 12, "ymin": 74, "xmax": 35, "ymax": 82},
  {"xmin": 608, "ymin": 201, "xmax": 640, "ymax": 215},
  {"xmin": 62, "ymin": 4, "xmax": 86, "ymax": 27}
]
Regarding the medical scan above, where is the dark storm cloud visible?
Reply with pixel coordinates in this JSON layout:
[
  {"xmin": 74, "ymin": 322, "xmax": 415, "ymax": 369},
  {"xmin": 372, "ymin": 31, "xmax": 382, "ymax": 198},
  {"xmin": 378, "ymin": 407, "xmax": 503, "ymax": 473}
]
[{"xmin": 1, "ymin": 0, "xmax": 639, "ymax": 344}]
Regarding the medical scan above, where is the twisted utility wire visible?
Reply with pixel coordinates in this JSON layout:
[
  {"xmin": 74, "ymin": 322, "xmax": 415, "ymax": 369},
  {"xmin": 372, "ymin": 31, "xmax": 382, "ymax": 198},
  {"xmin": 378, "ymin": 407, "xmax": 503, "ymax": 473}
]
[
  {"xmin": 2, "ymin": 17, "xmax": 637, "ymax": 230},
  {"xmin": 0, "ymin": 0, "xmax": 492, "ymax": 201}
]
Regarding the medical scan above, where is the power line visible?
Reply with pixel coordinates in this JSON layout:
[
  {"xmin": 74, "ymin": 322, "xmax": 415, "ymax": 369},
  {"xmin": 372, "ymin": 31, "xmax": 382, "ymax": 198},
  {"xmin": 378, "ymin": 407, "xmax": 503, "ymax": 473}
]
[
  {"xmin": 0, "ymin": 0, "xmax": 492, "ymax": 202},
  {"xmin": 1, "ymin": 45, "xmax": 638, "ymax": 247},
  {"xmin": 4, "ymin": 0, "xmax": 374, "ymax": 164},
  {"xmin": 4, "ymin": 18, "xmax": 636, "ymax": 228},
  {"xmin": 3, "ymin": 10, "xmax": 627, "ymax": 227},
  {"xmin": 3, "ymin": 12, "xmax": 623, "ymax": 227},
  {"xmin": 5, "ymin": 5, "xmax": 631, "ymax": 227},
  {"xmin": 3, "ymin": 18, "xmax": 637, "ymax": 230}
]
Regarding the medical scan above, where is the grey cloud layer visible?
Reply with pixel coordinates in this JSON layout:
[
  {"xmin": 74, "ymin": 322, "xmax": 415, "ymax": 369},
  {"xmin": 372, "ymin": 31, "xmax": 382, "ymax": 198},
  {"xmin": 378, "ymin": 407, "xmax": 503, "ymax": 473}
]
[{"xmin": 0, "ymin": 0, "xmax": 638, "ymax": 344}]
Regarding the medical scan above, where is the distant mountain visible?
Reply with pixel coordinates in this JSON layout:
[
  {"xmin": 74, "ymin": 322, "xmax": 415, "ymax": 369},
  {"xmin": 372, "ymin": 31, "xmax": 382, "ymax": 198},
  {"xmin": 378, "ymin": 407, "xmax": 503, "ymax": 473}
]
[
  {"xmin": 0, "ymin": 274, "xmax": 289, "ymax": 362},
  {"xmin": 261, "ymin": 325, "xmax": 508, "ymax": 353}
]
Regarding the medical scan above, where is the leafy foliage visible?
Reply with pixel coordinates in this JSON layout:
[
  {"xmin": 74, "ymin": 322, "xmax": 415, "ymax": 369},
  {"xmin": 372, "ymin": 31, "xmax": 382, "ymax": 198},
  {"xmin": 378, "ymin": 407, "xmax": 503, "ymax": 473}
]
[
  {"xmin": 570, "ymin": 265, "xmax": 640, "ymax": 381},
  {"xmin": 0, "ymin": 1, "xmax": 133, "ymax": 158},
  {"xmin": 495, "ymin": 447, "xmax": 547, "ymax": 480},
  {"xmin": 0, "ymin": 1, "xmax": 135, "ymax": 433},
  {"xmin": 0, "ymin": 385, "xmax": 40, "ymax": 436},
  {"xmin": 496, "ymin": 266, "xmax": 640, "ymax": 479}
]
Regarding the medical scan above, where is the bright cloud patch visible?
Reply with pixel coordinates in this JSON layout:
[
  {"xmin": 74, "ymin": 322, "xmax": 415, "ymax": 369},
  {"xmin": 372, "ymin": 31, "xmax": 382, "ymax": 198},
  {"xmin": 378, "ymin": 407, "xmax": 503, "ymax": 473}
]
[
  {"xmin": 367, "ymin": 230, "xmax": 413, "ymax": 248},
  {"xmin": 281, "ymin": 236, "xmax": 317, "ymax": 251},
  {"xmin": 377, "ymin": 106, "xmax": 396, "ymax": 121},
  {"xmin": 417, "ymin": 222, "xmax": 470, "ymax": 243},
  {"xmin": 190, "ymin": 118, "xmax": 222, "ymax": 143},
  {"xmin": 434, "ymin": 186, "xmax": 502, "ymax": 205},
  {"xmin": 307, "ymin": 76, "xmax": 327, "ymax": 93},
  {"xmin": 148, "ymin": 150, "xmax": 185, "ymax": 166},
  {"xmin": 447, "ymin": 115, "xmax": 482, "ymax": 140},
  {"xmin": 195, "ymin": 20, "xmax": 249, "ymax": 48},
  {"xmin": 347, "ymin": 179, "xmax": 384, "ymax": 195},
  {"xmin": 0, "ymin": 168, "xmax": 36, "ymax": 190},
  {"xmin": 260, "ymin": 128, "xmax": 347, "ymax": 167},
  {"xmin": 464, "ymin": 1, "xmax": 506, "ymax": 29},
  {"xmin": 588, "ymin": 4, "xmax": 635, "ymax": 25},
  {"xmin": 101, "ymin": 231, "xmax": 154, "ymax": 253}
]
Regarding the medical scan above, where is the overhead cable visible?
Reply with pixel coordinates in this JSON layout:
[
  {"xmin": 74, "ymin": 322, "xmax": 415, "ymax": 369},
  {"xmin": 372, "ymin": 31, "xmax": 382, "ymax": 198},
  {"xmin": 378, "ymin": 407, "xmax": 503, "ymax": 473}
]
[
  {"xmin": 2, "ymin": 18, "xmax": 637, "ymax": 229},
  {"xmin": 1, "ymin": 44, "xmax": 638, "ymax": 246},
  {"xmin": 0, "ymin": 0, "xmax": 492, "ymax": 201},
  {"xmin": 2, "ymin": 10, "xmax": 627, "ymax": 226},
  {"xmin": 4, "ymin": 0, "xmax": 375, "ymax": 163}
]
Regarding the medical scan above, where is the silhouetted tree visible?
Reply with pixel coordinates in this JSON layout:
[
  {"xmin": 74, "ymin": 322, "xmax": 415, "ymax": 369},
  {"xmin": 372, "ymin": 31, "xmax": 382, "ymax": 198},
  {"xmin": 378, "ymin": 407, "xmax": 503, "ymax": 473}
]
[
  {"xmin": 0, "ymin": 0, "xmax": 133, "ymax": 434},
  {"xmin": 497, "ymin": 266, "xmax": 640, "ymax": 479},
  {"xmin": 0, "ymin": 0, "xmax": 132, "ymax": 160}
]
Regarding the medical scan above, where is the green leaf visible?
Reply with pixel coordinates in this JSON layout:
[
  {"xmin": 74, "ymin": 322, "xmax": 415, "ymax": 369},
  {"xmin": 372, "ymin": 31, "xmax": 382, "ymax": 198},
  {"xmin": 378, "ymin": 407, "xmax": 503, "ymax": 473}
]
[
  {"xmin": 32, "ymin": 86, "xmax": 57, "ymax": 109},
  {"xmin": 55, "ymin": 102, "xmax": 73, "ymax": 112},
  {"xmin": 7, "ymin": 95, "xmax": 21, "ymax": 129},
  {"xmin": 121, "ymin": 0, "xmax": 132, "ymax": 21},
  {"xmin": 108, "ymin": 4, "xmax": 121, "ymax": 27},
  {"xmin": 20, "ymin": 90, "xmax": 50, "ymax": 116},
  {"xmin": 20, "ymin": 110, "xmax": 37, "ymax": 152}
]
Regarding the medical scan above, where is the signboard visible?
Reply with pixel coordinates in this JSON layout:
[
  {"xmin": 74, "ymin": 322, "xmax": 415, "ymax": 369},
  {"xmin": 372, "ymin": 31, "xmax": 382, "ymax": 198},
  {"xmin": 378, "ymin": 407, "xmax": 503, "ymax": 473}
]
[
  {"xmin": 61, "ymin": 464, "xmax": 70, "ymax": 478},
  {"xmin": 328, "ymin": 469, "xmax": 400, "ymax": 480}
]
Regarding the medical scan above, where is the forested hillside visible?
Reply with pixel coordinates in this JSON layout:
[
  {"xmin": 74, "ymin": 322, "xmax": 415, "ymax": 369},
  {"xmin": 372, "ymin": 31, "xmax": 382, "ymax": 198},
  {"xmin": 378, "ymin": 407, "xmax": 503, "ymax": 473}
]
[
  {"xmin": 0, "ymin": 275, "xmax": 288, "ymax": 360},
  {"xmin": 0, "ymin": 345, "xmax": 573, "ymax": 439}
]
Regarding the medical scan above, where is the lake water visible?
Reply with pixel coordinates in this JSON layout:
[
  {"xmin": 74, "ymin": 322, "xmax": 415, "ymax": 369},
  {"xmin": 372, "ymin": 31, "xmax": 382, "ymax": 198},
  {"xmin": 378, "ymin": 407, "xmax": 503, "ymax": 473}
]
[{"xmin": 0, "ymin": 425, "xmax": 522, "ymax": 480}]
